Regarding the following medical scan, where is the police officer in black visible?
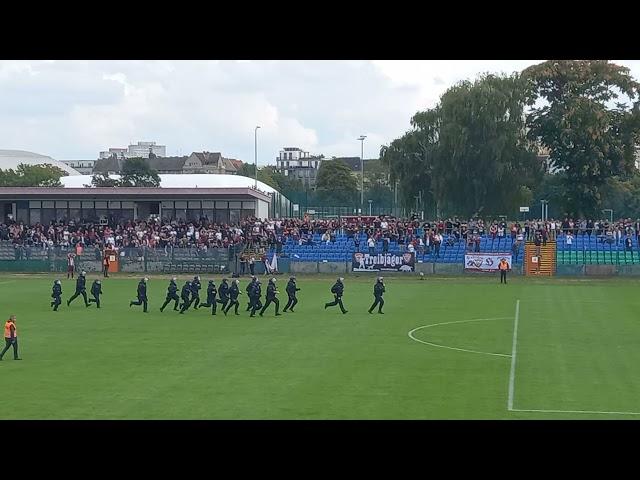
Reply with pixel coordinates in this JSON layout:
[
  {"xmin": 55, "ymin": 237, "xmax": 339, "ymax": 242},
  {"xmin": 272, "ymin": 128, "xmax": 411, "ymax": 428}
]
[
  {"xmin": 190, "ymin": 275, "xmax": 202, "ymax": 310},
  {"xmin": 260, "ymin": 278, "xmax": 281, "ymax": 317},
  {"xmin": 67, "ymin": 270, "xmax": 89, "ymax": 307},
  {"xmin": 160, "ymin": 277, "xmax": 180, "ymax": 312},
  {"xmin": 199, "ymin": 280, "xmax": 218, "ymax": 315},
  {"xmin": 88, "ymin": 280, "xmax": 103, "ymax": 308},
  {"xmin": 368, "ymin": 276, "xmax": 385, "ymax": 314},
  {"xmin": 217, "ymin": 278, "xmax": 230, "ymax": 312},
  {"xmin": 324, "ymin": 277, "xmax": 347, "ymax": 314},
  {"xmin": 129, "ymin": 277, "xmax": 149, "ymax": 313},
  {"xmin": 283, "ymin": 276, "xmax": 300, "ymax": 313},
  {"xmin": 51, "ymin": 279, "xmax": 62, "ymax": 311},
  {"xmin": 179, "ymin": 281, "xmax": 192, "ymax": 314},
  {"xmin": 245, "ymin": 276, "xmax": 257, "ymax": 311},
  {"xmin": 249, "ymin": 279, "xmax": 263, "ymax": 317},
  {"xmin": 224, "ymin": 279, "xmax": 241, "ymax": 316}
]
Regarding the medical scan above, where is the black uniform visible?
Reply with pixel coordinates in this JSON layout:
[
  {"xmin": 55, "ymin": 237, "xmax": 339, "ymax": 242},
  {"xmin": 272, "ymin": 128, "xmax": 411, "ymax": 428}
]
[
  {"xmin": 224, "ymin": 282, "xmax": 241, "ymax": 315},
  {"xmin": 245, "ymin": 279, "xmax": 257, "ymax": 311},
  {"xmin": 130, "ymin": 280, "xmax": 148, "ymax": 312},
  {"xmin": 160, "ymin": 280, "xmax": 180, "ymax": 312},
  {"xmin": 283, "ymin": 278, "xmax": 300, "ymax": 312},
  {"xmin": 179, "ymin": 282, "xmax": 192, "ymax": 314},
  {"xmin": 324, "ymin": 280, "xmax": 347, "ymax": 313},
  {"xmin": 200, "ymin": 280, "xmax": 218, "ymax": 307},
  {"xmin": 199, "ymin": 281, "xmax": 218, "ymax": 315},
  {"xmin": 190, "ymin": 277, "xmax": 202, "ymax": 310},
  {"xmin": 368, "ymin": 280, "xmax": 385, "ymax": 314},
  {"xmin": 249, "ymin": 282, "xmax": 263, "ymax": 317},
  {"xmin": 51, "ymin": 282, "xmax": 62, "ymax": 311},
  {"xmin": 216, "ymin": 280, "xmax": 230, "ymax": 311},
  {"xmin": 88, "ymin": 280, "xmax": 103, "ymax": 308},
  {"xmin": 260, "ymin": 280, "xmax": 281, "ymax": 316},
  {"xmin": 67, "ymin": 274, "xmax": 89, "ymax": 307}
]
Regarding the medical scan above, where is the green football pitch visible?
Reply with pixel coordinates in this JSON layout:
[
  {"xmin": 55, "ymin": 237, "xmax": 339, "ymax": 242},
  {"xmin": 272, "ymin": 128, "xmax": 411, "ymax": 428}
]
[{"xmin": 2, "ymin": 273, "xmax": 640, "ymax": 419}]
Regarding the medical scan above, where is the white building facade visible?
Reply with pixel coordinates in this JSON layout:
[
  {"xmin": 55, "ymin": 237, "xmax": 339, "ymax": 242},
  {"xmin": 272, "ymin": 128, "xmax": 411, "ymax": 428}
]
[
  {"xmin": 99, "ymin": 141, "xmax": 166, "ymax": 159},
  {"xmin": 276, "ymin": 147, "xmax": 323, "ymax": 188}
]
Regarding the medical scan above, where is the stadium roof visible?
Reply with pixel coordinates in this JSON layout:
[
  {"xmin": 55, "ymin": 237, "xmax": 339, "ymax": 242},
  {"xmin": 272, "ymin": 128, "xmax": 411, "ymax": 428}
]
[
  {"xmin": 0, "ymin": 149, "xmax": 81, "ymax": 176},
  {"xmin": 60, "ymin": 173, "xmax": 278, "ymax": 194}
]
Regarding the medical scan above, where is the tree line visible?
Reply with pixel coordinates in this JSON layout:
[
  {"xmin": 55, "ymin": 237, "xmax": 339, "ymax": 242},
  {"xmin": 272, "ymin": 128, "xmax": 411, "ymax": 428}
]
[{"xmin": 381, "ymin": 60, "xmax": 640, "ymax": 219}]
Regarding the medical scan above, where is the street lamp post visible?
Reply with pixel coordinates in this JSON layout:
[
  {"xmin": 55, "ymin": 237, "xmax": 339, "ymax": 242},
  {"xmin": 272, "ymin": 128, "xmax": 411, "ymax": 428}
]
[
  {"xmin": 358, "ymin": 135, "xmax": 367, "ymax": 213},
  {"xmin": 368, "ymin": 199, "xmax": 373, "ymax": 216},
  {"xmin": 254, "ymin": 126, "xmax": 261, "ymax": 189}
]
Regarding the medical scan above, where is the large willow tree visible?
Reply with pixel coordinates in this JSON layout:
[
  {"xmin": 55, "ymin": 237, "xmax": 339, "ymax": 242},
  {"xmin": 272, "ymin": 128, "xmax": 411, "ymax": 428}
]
[{"xmin": 381, "ymin": 73, "xmax": 541, "ymax": 217}]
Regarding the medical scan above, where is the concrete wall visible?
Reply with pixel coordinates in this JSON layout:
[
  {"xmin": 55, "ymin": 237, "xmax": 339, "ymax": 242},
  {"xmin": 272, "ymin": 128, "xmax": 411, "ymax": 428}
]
[
  {"xmin": 617, "ymin": 265, "xmax": 640, "ymax": 276},
  {"xmin": 415, "ymin": 262, "xmax": 435, "ymax": 274},
  {"xmin": 75, "ymin": 260, "xmax": 102, "ymax": 273},
  {"xmin": 290, "ymin": 262, "xmax": 319, "ymax": 274},
  {"xmin": 120, "ymin": 262, "xmax": 145, "ymax": 273},
  {"xmin": 557, "ymin": 265, "xmax": 585, "ymax": 276},
  {"xmin": 585, "ymin": 265, "xmax": 617, "ymax": 276},
  {"xmin": 318, "ymin": 261, "xmax": 348, "ymax": 274}
]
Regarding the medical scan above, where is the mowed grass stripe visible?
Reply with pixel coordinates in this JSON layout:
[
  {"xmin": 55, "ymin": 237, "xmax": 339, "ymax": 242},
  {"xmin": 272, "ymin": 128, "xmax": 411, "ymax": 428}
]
[{"xmin": 1, "ymin": 275, "xmax": 639, "ymax": 419}]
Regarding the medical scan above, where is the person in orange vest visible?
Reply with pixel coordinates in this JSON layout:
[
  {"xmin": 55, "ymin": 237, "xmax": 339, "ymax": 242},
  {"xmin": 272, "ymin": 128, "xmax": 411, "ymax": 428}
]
[
  {"xmin": 499, "ymin": 258, "xmax": 510, "ymax": 284},
  {"xmin": 0, "ymin": 315, "xmax": 21, "ymax": 361}
]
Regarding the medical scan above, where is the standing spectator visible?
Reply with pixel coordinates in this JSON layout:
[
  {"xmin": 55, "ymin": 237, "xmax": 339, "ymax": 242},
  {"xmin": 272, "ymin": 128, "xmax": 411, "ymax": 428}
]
[
  {"xmin": 367, "ymin": 236, "xmax": 376, "ymax": 255},
  {"xmin": 434, "ymin": 232, "xmax": 442, "ymax": 258},
  {"xmin": 565, "ymin": 231, "xmax": 573, "ymax": 246},
  {"xmin": 625, "ymin": 234, "xmax": 633, "ymax": 252}
]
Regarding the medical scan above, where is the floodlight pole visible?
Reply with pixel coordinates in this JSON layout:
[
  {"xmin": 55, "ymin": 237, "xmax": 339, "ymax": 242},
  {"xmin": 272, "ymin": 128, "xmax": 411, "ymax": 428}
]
[
  {"xmin": 358, "ymin": 135, "xmax": 367, "ymax": 212},
  {"xmin": 254, "ymin": 126, "xmax": 261, "ymax": 189}
]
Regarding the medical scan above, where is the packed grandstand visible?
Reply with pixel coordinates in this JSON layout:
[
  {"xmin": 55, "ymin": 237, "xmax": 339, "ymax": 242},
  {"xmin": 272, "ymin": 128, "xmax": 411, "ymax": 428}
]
[{"xmin": 2, "ymin": 215, "xmax": 639, "ymax": 266}]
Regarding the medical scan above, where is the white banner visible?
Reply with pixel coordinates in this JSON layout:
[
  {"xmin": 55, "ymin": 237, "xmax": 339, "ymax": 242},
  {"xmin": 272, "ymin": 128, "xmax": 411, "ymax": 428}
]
[{"xmin": 464, "ymin": 253, "xmax": 512, "ymax": 272}]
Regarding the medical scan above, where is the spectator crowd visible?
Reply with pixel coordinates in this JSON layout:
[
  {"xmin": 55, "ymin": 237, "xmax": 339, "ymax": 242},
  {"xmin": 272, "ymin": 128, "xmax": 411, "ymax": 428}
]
[{"xmin": 2, "ymin": 214, "xmax": 640, "ymax": 260}]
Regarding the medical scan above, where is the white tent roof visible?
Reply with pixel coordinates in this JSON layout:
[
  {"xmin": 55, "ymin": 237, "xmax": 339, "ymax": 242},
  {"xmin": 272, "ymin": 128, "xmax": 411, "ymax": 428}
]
[
  {"xmin": 60, "ymin": 173, "xmax": 278, "ymax": 193},
  {"xmin": 0, "ymin": 149, "xmax": 81, "ymax": 176}
]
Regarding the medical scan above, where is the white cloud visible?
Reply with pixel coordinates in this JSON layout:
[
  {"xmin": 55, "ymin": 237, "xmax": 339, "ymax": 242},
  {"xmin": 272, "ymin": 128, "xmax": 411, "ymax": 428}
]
[{"xmin": 1, "ymin": 60, "xmax": 640, "ymax": 164}]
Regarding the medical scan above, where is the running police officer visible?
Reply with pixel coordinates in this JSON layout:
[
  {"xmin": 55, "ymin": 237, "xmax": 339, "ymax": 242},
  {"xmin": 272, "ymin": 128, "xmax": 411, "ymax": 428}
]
[
  {"xmin": 160, "ymin": 277, "xmax": 180, "ymax": 312},
  {"xmin": 88, "ymin": 279, "xmax": 103, "ymax": 308},
  {"xmin": 224, "ymin": 279, "xmax": 241, "ymax": 316},
  {"xmin": 51, "ymin": 279, "xmax": 62, "ymax": 311},
  {"xmin": 283, "ymin": 276, "xmax": 300, "ymax": 313},
  {"xmin": 260, "ymin": 278, "xmax": 281, "ymax": 317},
  {"xmin": 368, "ymin": 276, "xmax": 385, "ymax": 314},
  {"xmin": 129, "ymin": 277, "xmax": 149, "ymax": 313},
  {"xmin": 67, "ymin": 270, "xmax": 89, "ymax": 307},
  {"xmin": 324, "ymin": 277, "xmax": 347, "ymax": 314}
]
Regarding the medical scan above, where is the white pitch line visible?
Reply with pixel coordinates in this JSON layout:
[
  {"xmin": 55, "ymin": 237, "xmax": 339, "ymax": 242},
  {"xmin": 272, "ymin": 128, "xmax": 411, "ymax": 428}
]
[
  {"xmin": 507, "ymin": 299, "xmax": 520, "ymax": 411},
  {"xmin": 408, "ymin": 317, "xmax": 513, "ymax": 358},
  {"xmin": 511, "ymin": 407, "xmax": 640, "ymax": 416}
]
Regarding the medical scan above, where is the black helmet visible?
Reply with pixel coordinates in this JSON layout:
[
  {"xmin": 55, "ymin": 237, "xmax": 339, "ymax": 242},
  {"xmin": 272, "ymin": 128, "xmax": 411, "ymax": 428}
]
[{"xmin": 208, "ymin": 280, "xmax": 214, "ymax": 284}]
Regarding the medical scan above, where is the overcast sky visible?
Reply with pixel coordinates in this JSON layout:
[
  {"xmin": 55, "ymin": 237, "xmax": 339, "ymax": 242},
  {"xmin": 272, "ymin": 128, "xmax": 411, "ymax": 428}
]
[{"xmin": 1, "ymin": 60, "xmax": 640, "ymax": 164}]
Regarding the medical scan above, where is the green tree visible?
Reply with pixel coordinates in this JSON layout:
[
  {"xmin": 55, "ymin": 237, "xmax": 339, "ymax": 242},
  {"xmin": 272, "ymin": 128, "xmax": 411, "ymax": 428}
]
[
  {"xmin": 382, "ymin": 73, "xmax": 540, "ymax": 217},
  {"xmin": 91, "ymin": 172, "xmax": 119, "ymax": 187},
  {"xmin": 0, "ymin": 163, "xmax": 66, "ymax": 187},
  {"xmin": 315, "ymin": 159, "xmax": 358, "ymax": 206},
  {"xmin": 523, "ymin": 60, "xmax": 640, "ymax": 216},
  {"xmin": 118, "ymin": 157, "xmax": 161, "ymax": 187}
]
